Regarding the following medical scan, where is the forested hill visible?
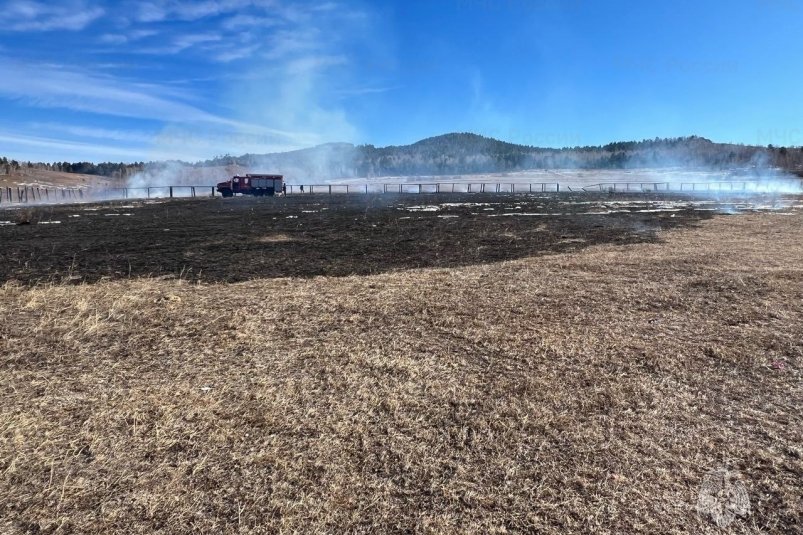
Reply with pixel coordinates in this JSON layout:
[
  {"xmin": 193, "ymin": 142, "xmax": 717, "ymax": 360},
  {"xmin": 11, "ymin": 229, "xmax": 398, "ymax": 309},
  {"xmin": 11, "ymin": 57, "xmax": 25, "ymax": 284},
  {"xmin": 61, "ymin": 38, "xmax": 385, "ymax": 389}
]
[
  {"xmin": 209, "ymin": 134, "xmax": 803, "ymax": 178},
  {"xmin": 3, "ymin": 134, "xmax": 803, "ymax": 180}
]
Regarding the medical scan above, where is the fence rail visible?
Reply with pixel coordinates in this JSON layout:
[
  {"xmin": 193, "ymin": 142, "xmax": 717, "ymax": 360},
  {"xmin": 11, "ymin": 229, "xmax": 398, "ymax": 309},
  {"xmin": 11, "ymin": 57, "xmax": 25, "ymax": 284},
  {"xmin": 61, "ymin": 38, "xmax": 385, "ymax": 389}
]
[
  {"xmin": 1, "ymin": 183, "xmax": 562, "ymax": 204},
  {"xmin": 581, "ymin": 180, "xmax": 803, "ymax": 193},
  {"xmin": 1, "ymin": 185, "xmax": 86, "ymax": 204},
  {"xmin": 1, "ymin": 179, "xmax": 801, "ymax": 206},
  {"xmin": 287, "ymin": 183, "xmax": 561, "ymax": 195}
]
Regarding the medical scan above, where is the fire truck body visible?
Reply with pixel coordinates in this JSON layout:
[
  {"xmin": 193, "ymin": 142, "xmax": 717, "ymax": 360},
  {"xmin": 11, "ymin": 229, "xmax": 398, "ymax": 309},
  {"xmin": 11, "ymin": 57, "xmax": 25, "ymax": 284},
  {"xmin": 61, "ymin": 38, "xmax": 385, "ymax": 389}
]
[{"xmin": 217, "ymin": 174, "xmax": 283, "ymax": 197}]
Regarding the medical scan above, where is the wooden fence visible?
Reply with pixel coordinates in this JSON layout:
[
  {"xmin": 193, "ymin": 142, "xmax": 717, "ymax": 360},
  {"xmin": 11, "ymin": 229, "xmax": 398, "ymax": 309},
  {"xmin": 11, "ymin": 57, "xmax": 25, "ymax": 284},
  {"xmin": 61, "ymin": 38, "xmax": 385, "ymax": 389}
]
[
  {"xmin": 286, "ymin": 183, "xmax": 561, "ymax": 194},
  {"xmin": 2, "ymin": 179, "xmax": 800, "ymax": 205},
  {"xmin": 1, "ymin": 186, "xmax": 85, "ymax": 204},
  {"xmin": 1, "ymin": 183, "xmax": 562, "ymax": 204},
  {"xmin": 580, "ymin": 180, "xmax": 803, "ymax": 193}
]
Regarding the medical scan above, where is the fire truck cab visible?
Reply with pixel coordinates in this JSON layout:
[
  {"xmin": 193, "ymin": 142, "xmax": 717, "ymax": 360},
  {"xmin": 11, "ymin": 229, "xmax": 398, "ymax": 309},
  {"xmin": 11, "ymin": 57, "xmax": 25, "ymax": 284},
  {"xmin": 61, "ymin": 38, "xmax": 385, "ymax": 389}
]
[{"xmin": 217, "ymin": 174, "xmax": 283, "ymax": 197}]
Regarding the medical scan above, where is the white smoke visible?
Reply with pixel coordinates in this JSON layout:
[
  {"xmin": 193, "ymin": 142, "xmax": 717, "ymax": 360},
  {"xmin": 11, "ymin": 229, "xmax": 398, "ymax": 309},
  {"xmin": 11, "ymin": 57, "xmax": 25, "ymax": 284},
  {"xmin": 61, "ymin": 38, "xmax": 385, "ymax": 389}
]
[{"xmin": 126, "ymin": 1, "xmax": 383, "ymax": 190}]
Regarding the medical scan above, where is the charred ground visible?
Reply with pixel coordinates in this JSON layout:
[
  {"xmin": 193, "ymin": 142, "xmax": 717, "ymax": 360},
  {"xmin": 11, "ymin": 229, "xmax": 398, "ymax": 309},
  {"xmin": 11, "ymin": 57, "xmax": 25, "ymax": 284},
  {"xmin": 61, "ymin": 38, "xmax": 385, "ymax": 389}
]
[{"xmin": 0, "ymin": 193, "xmax": 722, "ymax": 285}]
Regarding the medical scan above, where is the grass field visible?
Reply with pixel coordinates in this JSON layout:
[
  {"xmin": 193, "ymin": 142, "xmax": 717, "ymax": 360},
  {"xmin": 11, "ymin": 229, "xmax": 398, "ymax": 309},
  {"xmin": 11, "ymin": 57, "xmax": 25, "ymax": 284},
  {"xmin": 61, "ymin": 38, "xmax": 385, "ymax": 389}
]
[
  {"xmin": 1, "ymin": 194, "xmax": 801, "ymax": 533},
  {"xmin": 0, "ymin": 169, "xmax": 118, "ymax": 190}
]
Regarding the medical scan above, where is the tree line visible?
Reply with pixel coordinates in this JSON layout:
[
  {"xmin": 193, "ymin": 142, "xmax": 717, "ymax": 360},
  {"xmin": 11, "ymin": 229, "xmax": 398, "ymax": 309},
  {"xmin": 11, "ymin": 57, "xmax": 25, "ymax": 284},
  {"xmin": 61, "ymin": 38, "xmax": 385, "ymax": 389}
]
[
  {"xmin": 0, "ymin": 157, "xmax": 148, "ymax": 178},
  {"xmin": 2, "ymin": 134, "xmax": 803, "ymax": 179},
  {"xmin": 186, "ymin": 134, "xmax": 803, "ymax": 178}
]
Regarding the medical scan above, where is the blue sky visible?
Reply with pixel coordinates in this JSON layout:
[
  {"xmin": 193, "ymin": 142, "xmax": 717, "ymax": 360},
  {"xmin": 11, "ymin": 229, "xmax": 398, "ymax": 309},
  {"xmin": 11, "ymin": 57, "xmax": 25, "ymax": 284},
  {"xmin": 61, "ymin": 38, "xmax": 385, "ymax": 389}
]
[{"xmin": 0, "ymin": 0, "xmax": 801, "ymax": 163}]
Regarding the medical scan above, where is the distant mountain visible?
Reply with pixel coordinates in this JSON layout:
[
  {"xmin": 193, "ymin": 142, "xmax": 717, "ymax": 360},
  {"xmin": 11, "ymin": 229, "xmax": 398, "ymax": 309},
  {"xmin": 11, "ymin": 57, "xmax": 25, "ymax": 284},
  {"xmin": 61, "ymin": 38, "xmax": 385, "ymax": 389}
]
[
  {"xmin": 5, "ymin": 133, "xmax": 803, "ymax": 181},
  {"xmin": 201, "ymin": 133, "xmax": 803, "ymax": 180}
]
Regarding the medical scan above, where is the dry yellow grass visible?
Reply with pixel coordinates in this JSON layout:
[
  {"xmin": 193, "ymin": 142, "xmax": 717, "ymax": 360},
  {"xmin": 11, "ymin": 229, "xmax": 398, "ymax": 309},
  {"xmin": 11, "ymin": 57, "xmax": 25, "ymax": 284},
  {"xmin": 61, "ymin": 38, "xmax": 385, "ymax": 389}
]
[
  {"xmin": 1, "ymin": 212, "xmax": 801, "ymax": 533},
  {"xmin": 0, "ymin": 169, "xmax": 117, "ymax": 190}
]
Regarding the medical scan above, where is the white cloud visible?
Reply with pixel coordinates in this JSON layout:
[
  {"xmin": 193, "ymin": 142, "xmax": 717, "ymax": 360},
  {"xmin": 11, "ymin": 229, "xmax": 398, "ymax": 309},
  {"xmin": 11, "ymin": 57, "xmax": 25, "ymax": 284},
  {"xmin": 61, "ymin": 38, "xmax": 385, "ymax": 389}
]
[
  {"xmin": 0, "ymin": 58, "xmax": 315, "ymax": 145},
  {"xmin": 213, "ymin": 43, "xmax": 262, "ymax": 62},
  {"xmin": 335, "ymin": 86, "xmax": 399, "ymax": 98},
  {"xmin": 4, "ymin": 0, "xmax": 104, "ymax": 31},
  {"xmin": 132, "ymin": 0, "xmax": 272, "ymax": 22},
  {"xmin": 139, "ymin": 32, "xmax": 222, "ymax": 54},
  {"xmin": 221, "ymin": 13, "xmax": 278, "ymax": 30},
  {"xmin": 261, "ymin": 27, "xmax": 324, "ymax": 60},
  {"xmin": 0, "ymin": 0, "xmax": 383, "ymax": 162},
  {"xmin": 0, "ymin": 131, "xmax": 158, "ymax": 161},
  {"xmin": 1, "ymin": 122, "xmax": 310, "ymax": 162},
  {"xmin": 100, "ymin": 29, "xmax": 159, "ymax": 45},
  {"xmin": 99, "ymin": 34, "xmax": 128, "ymax": 45},
  {"xmin": 29, "ymin": 123, "xmax": 159, "ymax": 144},
  {"xmin": 134, "ymin": 2, "xmax": 167, "ymax": 22}
]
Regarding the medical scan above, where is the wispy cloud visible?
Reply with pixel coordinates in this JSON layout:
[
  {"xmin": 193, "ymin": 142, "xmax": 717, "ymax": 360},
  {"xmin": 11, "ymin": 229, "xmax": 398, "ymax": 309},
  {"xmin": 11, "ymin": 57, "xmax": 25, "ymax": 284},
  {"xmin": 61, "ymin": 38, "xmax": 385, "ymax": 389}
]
[
  {"xmin": 0, "ymin": 58, "xmax": 315, "ymax": 145},
  {"xmin": 99, "ymin": 29, "xmax": 159, "ymax": 45},
  {"xmin": 132, "ymin": 0, "xmax": 269, "ymax": 23},
  {"xmin": 221, "ymin": 13, "xmax": 279, "ymax": 30},
  {"xmin": 0, "ymin": 58, "xmax": 215, "ymax": 123},
  {"xmin": 4, "ymin": 124, "xmax": 305, "ymax": 162},
  {"xmin": 28, "ymin": 123, "xmax": 159, "ymax": 145},
  {"xmin": 4, "ymin": 0, "xmax": 104, "ymax": 31},
  {"xmin": 213, "ymin": 43, "xmax": 262, "ymax": 62},
  {"xmin": 0, "ymin": 131, "xmax": 160, "ymax": 161},
  {"xmin": 139, "ymin": 32, "xmax": 222, "ymax": 54},
  {"xmin": 335, "ymin": 86, "xmax": 400, "ymax": 98},
  {"xmin": 0, "ymin": 0, "xmax": 383, "ymax": 162}
]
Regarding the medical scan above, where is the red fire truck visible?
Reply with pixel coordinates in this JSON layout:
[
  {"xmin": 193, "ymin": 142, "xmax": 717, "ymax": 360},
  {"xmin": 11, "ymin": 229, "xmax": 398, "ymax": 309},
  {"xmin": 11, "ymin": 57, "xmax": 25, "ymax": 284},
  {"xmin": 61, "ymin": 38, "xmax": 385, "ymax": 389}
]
[{"xmin": 216, "ymin": 174, "xmax": 284, "ymax": 197}]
